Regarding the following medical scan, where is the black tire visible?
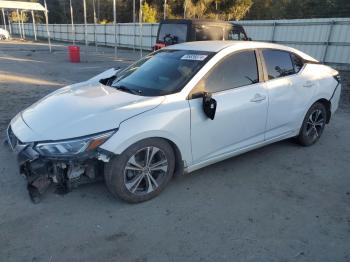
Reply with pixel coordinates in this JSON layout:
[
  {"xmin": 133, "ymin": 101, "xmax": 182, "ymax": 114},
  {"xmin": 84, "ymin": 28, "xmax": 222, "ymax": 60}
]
[
  {"xmin": 104, "ymin": 138, "xmax": 175, "ymax": 203},
  {"xmin": 297, "ymin": 102, "xmax": 327, "ymax": 146}
]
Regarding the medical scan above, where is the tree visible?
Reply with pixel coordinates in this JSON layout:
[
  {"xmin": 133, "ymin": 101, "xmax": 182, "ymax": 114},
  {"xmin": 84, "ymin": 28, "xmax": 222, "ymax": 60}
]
[
  {"xmin": 226, "ymin": 0, "xmax": 253, "ymax": 20},
  {"xmin": 142, "ymin": 1, "xmax": 158, "ymax": 22}
]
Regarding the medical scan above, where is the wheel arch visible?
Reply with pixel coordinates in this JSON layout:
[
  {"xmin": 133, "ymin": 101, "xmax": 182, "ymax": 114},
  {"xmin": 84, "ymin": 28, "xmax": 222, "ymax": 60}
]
[
  {"xmin": 159, "ymin": 137, "xmax": 185, "ymax": 176},
  {"xmin": 315, "ymin": 98, "xmax": 331, "ymax": 123},
  {"xmin": 101, "ymin": 132, "xmax": 189, "ymax": 176}
]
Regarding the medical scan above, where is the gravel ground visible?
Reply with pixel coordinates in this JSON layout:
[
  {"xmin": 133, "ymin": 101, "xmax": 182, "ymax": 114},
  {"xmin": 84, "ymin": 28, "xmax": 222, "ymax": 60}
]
[{"xmin": 0, "ymin": 40, "xmax": 350, "ymax": 262}]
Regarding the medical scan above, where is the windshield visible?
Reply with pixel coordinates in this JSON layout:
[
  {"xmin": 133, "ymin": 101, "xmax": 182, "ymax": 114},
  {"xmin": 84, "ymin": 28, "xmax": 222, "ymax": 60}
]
[{"xmin": 111, "ymin": 50, "xmax": 214, "ymax": 96}]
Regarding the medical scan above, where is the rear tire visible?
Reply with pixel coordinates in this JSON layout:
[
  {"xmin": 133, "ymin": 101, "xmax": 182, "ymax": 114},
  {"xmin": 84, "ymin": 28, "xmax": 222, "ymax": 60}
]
[
  {"xmin": 297, "ymin": 102, "xmax": 327, "ymax": 146},
  {"xmin": 104, "ymin": 138, "xmax": 175, "ymax": 203}
]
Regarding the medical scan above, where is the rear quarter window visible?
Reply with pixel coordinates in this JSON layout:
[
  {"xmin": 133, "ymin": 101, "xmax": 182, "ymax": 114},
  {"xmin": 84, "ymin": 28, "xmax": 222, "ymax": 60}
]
[{"xmin": 290, "ymin": 53, "xmax": 304, "ymax": 73}]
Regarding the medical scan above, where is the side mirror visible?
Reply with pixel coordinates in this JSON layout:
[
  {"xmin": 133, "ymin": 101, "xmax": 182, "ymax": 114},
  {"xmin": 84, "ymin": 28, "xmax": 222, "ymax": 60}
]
[{"xmin": 202, "ymin": 92, "xmax": 217, "ymax": 120}]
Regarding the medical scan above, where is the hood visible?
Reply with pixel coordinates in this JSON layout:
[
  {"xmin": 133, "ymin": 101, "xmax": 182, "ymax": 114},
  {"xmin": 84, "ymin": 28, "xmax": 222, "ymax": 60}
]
[{"xmin": 17, "ymin": 81, "xmax": 164, "ymax": 142}]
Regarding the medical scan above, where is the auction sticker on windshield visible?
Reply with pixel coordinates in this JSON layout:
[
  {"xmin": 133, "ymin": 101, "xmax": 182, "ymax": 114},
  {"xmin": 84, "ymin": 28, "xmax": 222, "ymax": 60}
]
[{"xmin": 181, "ymin": 54, "xmax": 208, "ymax": 61}]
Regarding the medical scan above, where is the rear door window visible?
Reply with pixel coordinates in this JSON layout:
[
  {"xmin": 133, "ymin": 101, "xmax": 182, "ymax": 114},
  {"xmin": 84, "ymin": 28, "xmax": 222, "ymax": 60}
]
[
  {"xmin": 202, "ymin": 50, "xmax": 259, "ymax": 93},
  {"xmin": 262, "ymin": 49, "xmax": 295, "ymax": 80}
]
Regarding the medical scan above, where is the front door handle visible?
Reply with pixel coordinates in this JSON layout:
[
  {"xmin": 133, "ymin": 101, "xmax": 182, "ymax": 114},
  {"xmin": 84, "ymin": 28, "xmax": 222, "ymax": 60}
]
[{"xmin": 250, "ymin": 93, "xmax": 266, "ymax": 103}]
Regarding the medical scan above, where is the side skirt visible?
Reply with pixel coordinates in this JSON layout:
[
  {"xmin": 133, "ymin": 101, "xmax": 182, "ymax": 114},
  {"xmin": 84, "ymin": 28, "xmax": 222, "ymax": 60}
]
[{"xmin": 184, "ymin": 130, "xmax": 298, "ymax": 174}]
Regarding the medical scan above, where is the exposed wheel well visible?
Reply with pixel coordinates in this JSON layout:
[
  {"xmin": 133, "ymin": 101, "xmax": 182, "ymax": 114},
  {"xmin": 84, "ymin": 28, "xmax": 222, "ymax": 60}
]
[{"xmin": 316, "ymin": 99, "xmax": 331, "ymax": 123}]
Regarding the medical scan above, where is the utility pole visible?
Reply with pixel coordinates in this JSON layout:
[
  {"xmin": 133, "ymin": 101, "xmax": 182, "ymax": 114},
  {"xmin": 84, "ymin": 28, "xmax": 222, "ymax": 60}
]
[
  {"xmin": 44, "ymin": 0, "xmax": 51, "ymax": 52},
  {"xmin": 93, "ymin": 0, "xmax": 98, "ymax": 51},
  {"xmin": 69, "ymin": 0, "xmax": 75, "ymax": 45},
  {"xmin": 164, "ymin": 0, "xmax": 167, "ymax": 20},
  {"xmin": 113, "ymin": 0, "xmax": 117, "ymax": 57},
  {"xmin": 183, "ymin": 1, "xmax": 186, "ymax": 19},
  {"xmin": 139, "ymin": 0, "xmax": 143, "ymax": 57},
  {"xmin": 2, "ymin": 9, "xmax": 6, "ymax": 31},
  {"xmin": 83, "ymin": 0, "xmax": 87, "ymax": 50}
]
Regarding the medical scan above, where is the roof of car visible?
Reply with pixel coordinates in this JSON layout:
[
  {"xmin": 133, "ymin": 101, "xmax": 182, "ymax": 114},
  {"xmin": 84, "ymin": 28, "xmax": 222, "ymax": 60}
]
[
  {"xmin": 160, "ymin": 19, "xmax": 242, "ymax": 27},
  {"xmin": 165, "ymin": 40, "xmax": 317, "ymax": 61}
]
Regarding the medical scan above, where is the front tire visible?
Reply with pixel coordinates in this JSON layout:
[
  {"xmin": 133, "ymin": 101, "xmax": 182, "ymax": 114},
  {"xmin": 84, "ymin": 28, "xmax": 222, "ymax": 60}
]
[
  {"xmin": 104, "ymin": 138, "xmax": 175, "ymax": 203},
  {"xmin": 297, "ymin": 102, "xmax": 327, "ymax": 146}
]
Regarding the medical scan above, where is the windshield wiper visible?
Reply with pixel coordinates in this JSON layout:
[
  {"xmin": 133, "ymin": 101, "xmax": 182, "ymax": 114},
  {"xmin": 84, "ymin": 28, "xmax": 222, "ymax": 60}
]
[{"xmin": 114, "ymin": 85, "xmax": 142, "ymax": 95}]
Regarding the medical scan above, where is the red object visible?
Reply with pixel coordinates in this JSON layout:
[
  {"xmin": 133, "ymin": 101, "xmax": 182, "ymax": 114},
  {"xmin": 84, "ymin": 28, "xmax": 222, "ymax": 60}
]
[
  {"xmin": 68, "ymin": 45, "xmax": 80, "ymax": 63},
  {"xmin": 153, "ymin": 43, "xmax": 166, "ymax": 51}
]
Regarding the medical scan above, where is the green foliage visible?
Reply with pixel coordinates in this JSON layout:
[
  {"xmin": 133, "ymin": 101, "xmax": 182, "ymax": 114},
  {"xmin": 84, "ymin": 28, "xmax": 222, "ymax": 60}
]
[
  {"xmin": 10, "ymin": 11, "xmax": 29, "ymax": 23},
  {"xmin": 16, "ymin": 0, "xmax": 350, "ymax": 24},
  {"xmin": 142, "ymin": 1, "xmax": 158, "ymax": 22}
]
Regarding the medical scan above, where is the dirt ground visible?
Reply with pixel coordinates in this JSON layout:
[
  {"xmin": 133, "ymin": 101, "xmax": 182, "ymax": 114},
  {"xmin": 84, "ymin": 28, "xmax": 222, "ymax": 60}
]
[{"xmin": 0, "ymin": 40, "xmax": 350, "ymax": 262}]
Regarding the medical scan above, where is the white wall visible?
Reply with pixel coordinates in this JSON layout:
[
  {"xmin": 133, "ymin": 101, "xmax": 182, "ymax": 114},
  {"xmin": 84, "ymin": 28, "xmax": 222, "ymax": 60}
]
[
  {"xmin": 9, "ymin": 18, "xmax": 350, "ymax": 65},
  {"xmin": 236, "ymin": 18, "xmax": 350, "ymax": 65}
]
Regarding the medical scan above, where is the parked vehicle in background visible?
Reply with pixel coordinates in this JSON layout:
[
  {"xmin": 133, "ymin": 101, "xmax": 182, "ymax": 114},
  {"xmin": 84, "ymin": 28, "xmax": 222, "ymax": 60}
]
[
  {"xmin": 0, "ymin": 28, "xmax": 10, "ymax": 40},
  {"xmin": 154, "ymin": 19, "xmax": 249, "ymax": 50},
  {"xmin": 6, "ymin": 41, "xmax": 341, "ymax": 204}
]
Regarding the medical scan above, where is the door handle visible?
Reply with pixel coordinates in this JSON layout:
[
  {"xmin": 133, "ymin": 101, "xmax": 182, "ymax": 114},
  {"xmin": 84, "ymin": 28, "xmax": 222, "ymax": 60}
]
[
  {"xmin": 303, "ymin": 81, "xmax": 314, "ymax": 88},
  {"xmin": 250, "ymin": 94, "xmax": 266, "ymax": 103}
]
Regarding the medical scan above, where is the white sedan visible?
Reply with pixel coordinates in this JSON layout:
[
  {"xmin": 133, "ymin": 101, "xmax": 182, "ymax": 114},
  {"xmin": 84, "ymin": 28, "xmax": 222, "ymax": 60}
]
[
  {"xmin": 7, "ymin": 41, "xmax": 341, "ymax": 203},
  {"xmin": 0, "ymin": 28, "xmax": 10, "ymax": 40}
]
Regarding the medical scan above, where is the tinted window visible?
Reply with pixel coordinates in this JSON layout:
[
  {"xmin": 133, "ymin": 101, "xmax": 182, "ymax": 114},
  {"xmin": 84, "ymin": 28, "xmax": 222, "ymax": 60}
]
[
  {"xmin": 158, "ymin": 23, "xmax": 188, "ymax": 43},
  {"xmin": 228, "ymin": 31, "xmax": 246, "ymax": 40},
  {"xmin": 262, "ymin": 49, "xmax": 295, "ymax": 80},
  {"xmin": 203, "ymin": 51, "xmax": 259, "ymax": 93},
  {"xmin": 111, "ymin": 50, "xmax": 213, "ymax": 96},
  {"xmin": 290, "ymin": 53, "xmax": 304, "ymax": 73},
  {"xmin": 194, "ymin": 25, "xmax": 224, "ymax": 41}
]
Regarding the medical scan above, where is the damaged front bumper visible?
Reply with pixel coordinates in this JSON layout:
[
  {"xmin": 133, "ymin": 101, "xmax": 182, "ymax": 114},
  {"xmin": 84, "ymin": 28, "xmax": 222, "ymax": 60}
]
[{"xmin": 5, "ymin": 126, "xmax": 113, "ymax": 203}]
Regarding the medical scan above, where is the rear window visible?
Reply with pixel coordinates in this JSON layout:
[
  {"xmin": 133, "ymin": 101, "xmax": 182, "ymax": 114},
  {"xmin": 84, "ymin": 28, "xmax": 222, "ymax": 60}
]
[
  {"xmin": 194, "ymin": 25, "xmax": 224, "ymax": 41},
  {"xmin": 158, "ymin": 23, "xmax": 188, "ymax": 43},
  {"xmin": 262, "ymin": 49, "xmax": 295, "ymax": 80}
]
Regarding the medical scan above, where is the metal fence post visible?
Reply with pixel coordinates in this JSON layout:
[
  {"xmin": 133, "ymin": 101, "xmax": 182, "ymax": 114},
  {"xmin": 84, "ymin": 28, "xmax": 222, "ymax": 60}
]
[
  {"xmin": 16, "ymin": 9, "xmax": 22, "ymax": 38},
  {"xmin": 271, "ymin": 21, "xmax": 276, "ymax": 42},
  {"xmin": 7, "ymin": 11, "xmax": 12, "ymax": 35},
  {"xmin": 118, "ymin": 23, "xmax": 120, "ymax": 50},
  {"xmin": 322, "ymin": 20, "xmax": 336, "ymax": 63},
  {"xmin": 2, "ymin": 9, "xmax": 7, "ymax": 31},
  {"xmin": 133, "ymin": 23, "xmax": 136, "ymax": 52},
  {"xmin": 31, "ymin": 10, "xmax": 37, "ymax": 41},
  {"xmin": 104, "ymin": 24, "xmax": 107, "ymax": 46}
]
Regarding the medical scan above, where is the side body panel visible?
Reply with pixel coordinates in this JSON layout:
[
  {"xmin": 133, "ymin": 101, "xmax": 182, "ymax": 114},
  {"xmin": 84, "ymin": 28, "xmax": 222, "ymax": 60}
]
[
  {"xmin": 295, "ymin": 64, "xmax": 340, "ymax": 129},
  {"xmin": 100, "ymin": 96, "xmax": 193, "ymax": 166},
  {"xmin": 263, "ymin": 70, "xmax": 317, "ymax": 140},
  {"xmin": 189, "ymin": 83, "xmax": 268, "ymax": 164}
]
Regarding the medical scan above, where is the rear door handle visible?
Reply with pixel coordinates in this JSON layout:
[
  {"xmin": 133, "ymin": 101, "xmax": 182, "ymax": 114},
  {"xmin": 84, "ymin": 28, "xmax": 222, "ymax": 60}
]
[
  {"xmin": 250, "ymin": 94, "xmax": 266, "ymax": 103},
  {"xmin": 303, "ymin": 81, "xmax": 314, "ymax": 88}
]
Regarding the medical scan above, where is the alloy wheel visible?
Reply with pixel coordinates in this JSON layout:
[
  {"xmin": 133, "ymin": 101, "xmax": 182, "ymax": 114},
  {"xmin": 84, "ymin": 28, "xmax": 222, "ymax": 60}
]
[
  {"xmin": 123, "ymin": 146, "xmax": 168, "ymax": 195},
  {"xmin": 305, "ymin": 109, "xmax": 325, "ymax": 141}
]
